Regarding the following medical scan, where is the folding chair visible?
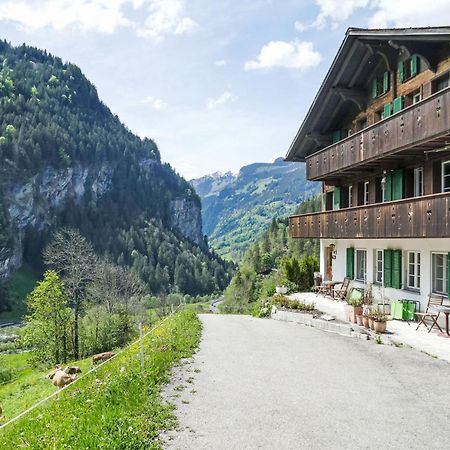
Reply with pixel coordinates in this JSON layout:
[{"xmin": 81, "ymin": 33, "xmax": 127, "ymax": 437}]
[
  {"xmin": 334, "ymin": 277, "xmax": 351, "ymax": 300},
  {"xmin": 415, "ymin": 294, "xmax": 444, "ymax": 333}
]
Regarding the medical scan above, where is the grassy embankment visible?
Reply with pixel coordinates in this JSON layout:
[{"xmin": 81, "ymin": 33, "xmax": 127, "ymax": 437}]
[{"xmin": 0, "ymin": 309, "xmax": 201, "ymax": 449}]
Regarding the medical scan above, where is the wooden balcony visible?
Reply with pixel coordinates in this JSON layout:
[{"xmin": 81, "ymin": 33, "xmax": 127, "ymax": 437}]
[
  {"xmin": 306, "ymin": 87, "xmax": 450, "ymax": 181},
  {"xmin": 289, "ymin": 192, "xmax": 450, "ymax": 239}
]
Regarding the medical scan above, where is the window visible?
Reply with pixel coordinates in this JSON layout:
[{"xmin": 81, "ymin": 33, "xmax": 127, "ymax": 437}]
[
  {"xmin": 348, "ymin": 185, "xmax": 353, "ymax": 208},
  {"xmin": 372, "ymin": 71, "xmax": 390, "ymax": 98},
  {"xmin": 442, "ymin": 161, "xmax": 450, "ymax": 192},
  {"xmin": 375, "ymin": 250, "xmax": 383, "ymax": 284},
  {"xmin": 413, "ymin": 91, "xmax": 421, "ymax": 104},
  {"xmin": 433, "ymin": 72, "xmax": 450, "ymax": 93},
  {"xmin": 432, "ymin": 253, "xmax": 448, "ymax": 295},
  {"xmin": 364, "ymin": 181, "xmax": 369, "ymax": 205},
  {"xmin": 414, "ymin": 167, "xmax": 423, "ymax": 197},
  {"xmin": 355, "ymin": 249, "xmax": 367, "ymax": 282},
  {"xmin": 357, "ymin": 118, "xmax": 368, "ymax": 131},
  {"xmin": 399, "ymin": 55, "xmax": 420, "ymax": 82},
  {"xmin": 407, "ymin": 251, "xmax": 421, "ymax": 290}
]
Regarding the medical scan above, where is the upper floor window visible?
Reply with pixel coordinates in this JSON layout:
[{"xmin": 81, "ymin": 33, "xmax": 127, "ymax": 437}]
[
  {"xmin": 414, "ymin": 167, "xmax": 423, "ymax": 197},
  {"xmin": 407, "ymin": 251, "xmax": 421, "ymax": 290},
  {"xmin": 372, "ymin": 71, "xmax": 390, "ymax": 99},
  {"xmin": 399, "ymin": 55, "xmax": 420, "ymax": 82},
  {"xmin": 433, "ymin": 72, "xmax": 450, "ymax": 93},
  {"xmin": 364, "ymin": 181, "xmax": 370, "ymax": 205},
  {"xmin": 442, "ymin": 161, "xmax": 450, "ymax": 192},
  {"xmin": 348, "ymin": 185, "xmax": 353, "ymax": 208}
]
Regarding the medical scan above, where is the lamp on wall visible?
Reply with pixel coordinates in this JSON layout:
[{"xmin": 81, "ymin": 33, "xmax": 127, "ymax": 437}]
[{"xmin": 329, "ymin": 243, "xmax": 336, "ymax": 251}]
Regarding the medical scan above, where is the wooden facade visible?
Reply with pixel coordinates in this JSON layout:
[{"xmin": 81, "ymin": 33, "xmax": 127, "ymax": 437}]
[
  {"xmin": 306, "ymin": 87, "xmax": 450, "ymax": 181},
  {"xmin": 286, "ymin": 28, "xmax": 450, "ymax": 241},
  {"xmin": 289, "ymin": 192, "xmax": 450, "ymax": 239}
]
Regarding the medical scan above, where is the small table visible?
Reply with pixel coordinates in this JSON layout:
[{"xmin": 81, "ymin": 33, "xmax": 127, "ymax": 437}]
[
  {"xmin": 431, "ymin": 305, "xmax": 450, "ymax": 338},
  {"xmin": 321, "ymin": 281, "xmax": 341, "ymax": 299}
]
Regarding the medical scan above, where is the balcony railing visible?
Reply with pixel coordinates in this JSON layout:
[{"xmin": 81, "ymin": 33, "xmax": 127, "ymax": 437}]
[
  {"xmin": 289, "ymin": 192, "xmax": 450, "ymax": 239},
  {"xmin": 306, "ymin": 87, "xmax": 450, "ymax": 181}
]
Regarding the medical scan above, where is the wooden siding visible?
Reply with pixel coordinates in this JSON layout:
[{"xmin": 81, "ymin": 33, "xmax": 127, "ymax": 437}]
[
  {"xmin": 306, "ymin": 87, "xmax": 450, "ymax": 181},
  {"xmin": 289, "ymin": 192, "xmax": 450, "ymax": 239}
]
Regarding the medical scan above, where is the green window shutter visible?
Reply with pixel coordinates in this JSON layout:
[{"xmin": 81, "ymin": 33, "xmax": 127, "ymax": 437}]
[
  {"xmin": 346, "ymin": 248, "xmax": 354, "ymax": 279},
  {"xmin": 383, "ymin": 103, "xmax": 392, "ymax": 118},
  {"xmin": 384, "ymin": 171, "xmax": 392, "ymax": 202},
  {"xmin": 383, "ymin": 71, "xmax": 390, "ymax": 93},
  {"xmin": 392, "ymin": 250, "xmax": 402, "ymax": 289},
  {"xmin": 447, "ymin": 253, "xmax": 450, "ymax": 298},
  {"xmin": 331, "ymin": 130, "xmax": 341, "ymax": 144},
  {"xmin": 398, "ymin": 61, "xmax": 405, "ymax": 83},
  {"xmin": 372, "ymin": 78, "xmax": 378, "ymax": 98},
  {"xmin": 392, "ymin": 169, "xmax": 404, "ymax": 200},
  {"xmin": 333, "ymin": 186, "xmax": 341, "ymax": 210},
  {"xmin": 411, "ymin": 55, "xmax": 419, "ymax": 77},
  {"xmin": 384, "ymin": 249, "xmax": 392, "ymax": 288},
  {"xmin": 393, "ymin": 96, "xmax": 404, "ymax": 114}
]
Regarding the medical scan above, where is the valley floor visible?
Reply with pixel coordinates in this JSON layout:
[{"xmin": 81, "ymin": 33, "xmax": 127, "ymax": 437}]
[{"xmin": 163, "ymin": 314, "xmax": 450, "ymax": 450}]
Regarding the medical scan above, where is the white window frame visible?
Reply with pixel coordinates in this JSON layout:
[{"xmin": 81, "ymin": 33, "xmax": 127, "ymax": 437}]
[
  {"xmin": 442, "ymin": 161, "xmax": 450, "ymax": 193},
  {"xmin": 432, "ymin": 252, "xmax": 448, "ymax": 295},
  {"xmin": 374, "ymin": 249, "xmax": 383, "ymax": 284},
  {"xmin": 348, "ymin": 185, "xmax": 353, "ymax": 208},
  {"xmin": 364, "ymin": 181, "xmax": 369, "ymax": 205},
  {"xmin": 355, "ymin": 249, "xmax": 367, "ymax": 282},
  {"xmin": 412, "ymin": 92, "xmax": 421, "ymax": 104},
  {"xmin": 414, "ymin": 167, "xmax": 423, "ymax": 197},
  {"xmin": 407, "ymin": 251, "xmax": 421, "ymax": 290}
]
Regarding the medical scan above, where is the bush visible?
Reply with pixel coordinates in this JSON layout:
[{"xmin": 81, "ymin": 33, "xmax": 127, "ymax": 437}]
[
  {"xmin": 272, "ymin": 294, "xmax": 315, "ymax": 312},
  {"xmin": 0, "ymin": 366, "xmax": 16, "ymax": 385}
]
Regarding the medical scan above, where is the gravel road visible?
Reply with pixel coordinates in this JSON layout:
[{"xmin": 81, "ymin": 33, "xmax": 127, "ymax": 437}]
[{"xmin": 163, "ymin": 314, "xmax": 450, "ymax": 450}]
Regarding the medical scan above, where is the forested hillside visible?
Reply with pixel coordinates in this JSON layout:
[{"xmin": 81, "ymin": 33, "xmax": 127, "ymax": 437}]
[
  {"xmin": 0, "ymin": 40, "xmax": 233, "ymax": 314},
  {"xmin": 191, "ymin": 157, "xmax": 319, "ymax": 260},
  {"xmin": 222, "ymin": 196, "xmax": 321, "ymax": 312}
]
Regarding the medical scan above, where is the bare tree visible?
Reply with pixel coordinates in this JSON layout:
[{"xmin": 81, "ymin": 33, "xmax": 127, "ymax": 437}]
[{"xmin": 43, "ymin": 228, "xmax": 97, "ymax": 359}]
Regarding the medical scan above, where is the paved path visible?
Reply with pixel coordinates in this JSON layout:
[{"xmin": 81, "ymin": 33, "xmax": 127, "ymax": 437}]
[{"xmin": 164, "ymin": 314, "xmax": 450, "ymax": 450}]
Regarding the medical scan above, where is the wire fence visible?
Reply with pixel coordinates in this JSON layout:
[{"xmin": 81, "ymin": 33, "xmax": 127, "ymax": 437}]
[{"xmin": 0, "ymin": 307, "xmax": 181, "ymax": 431}]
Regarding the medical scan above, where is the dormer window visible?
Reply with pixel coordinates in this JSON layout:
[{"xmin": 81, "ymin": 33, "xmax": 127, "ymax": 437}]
[
  {"xmin": 399, "ymin": 55, "xmax": 420, "ymax": 82},
  {"xmin": 372, "ymin": 71, "xmax": 390, "ymax": 99}
]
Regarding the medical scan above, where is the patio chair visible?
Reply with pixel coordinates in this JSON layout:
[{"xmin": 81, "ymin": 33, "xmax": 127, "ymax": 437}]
[
  {"xmin": 333, "ymin": 277, "xmax": 351, "ymax": 300},
  {"xmin": 415, "ymin": 294, "xmax": 444, "ymax": 333},
  {"xmin": 314, "ymin": 273, "xmax": 324, "ymax": 296}
]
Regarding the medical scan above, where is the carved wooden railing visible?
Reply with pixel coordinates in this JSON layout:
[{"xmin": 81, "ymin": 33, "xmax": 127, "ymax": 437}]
[
  {"xmin": 305, "ymin": 87, "xmax": 450, "ymax": 180},
  {"xmin": 289, "ymin": 192, "xmax": 450, "ymax": 239}
]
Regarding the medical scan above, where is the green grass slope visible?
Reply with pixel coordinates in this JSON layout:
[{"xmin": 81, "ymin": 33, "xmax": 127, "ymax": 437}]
[{"xmin": 0, "ymin": 309, "xmax": 201, "ymax": 449}]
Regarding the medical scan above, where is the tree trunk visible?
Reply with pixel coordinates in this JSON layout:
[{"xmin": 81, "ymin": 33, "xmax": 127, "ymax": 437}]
[{"xmin": 73, "ymin": 304, "xmax": 80, "ymax": 360}]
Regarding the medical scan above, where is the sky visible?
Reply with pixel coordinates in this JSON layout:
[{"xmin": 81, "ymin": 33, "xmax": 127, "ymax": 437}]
[{"xmin": 0, "ymin": 0, "xmax": 449, "ymax": 179}]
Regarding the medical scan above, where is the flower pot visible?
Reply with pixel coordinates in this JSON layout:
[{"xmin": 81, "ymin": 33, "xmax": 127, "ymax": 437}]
[
  {"xmin": 374, "ymin": 320, "xmax": 387, "ymax": 333},
  {"xmin": 368, "ymin": 318, "xmax": 375, "ymax": 330},
  {"xmin": 356, "ymin": 314, "xmax": 363, "ymax": 326},
  {"xmin": 362, "ymin": 316, "xmax": 370, "ymax": 328},
  {"xmin": 347, "ymin": 305, "xmax": 363, "ymax": 323},
  {"xmin": 275, "ymin": 286, "xmax": 288, "ymax": 295}
]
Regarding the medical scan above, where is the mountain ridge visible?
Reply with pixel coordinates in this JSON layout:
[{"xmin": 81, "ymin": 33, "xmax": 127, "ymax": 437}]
[{"xmin": 191, "ymin": 157, "xmax": 320, "ymax": 260}]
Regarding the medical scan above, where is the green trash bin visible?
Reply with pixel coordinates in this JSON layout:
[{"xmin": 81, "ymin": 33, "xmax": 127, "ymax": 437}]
[
  {"xmin": 402, "ymin": 300, "xmax": 416, "ymax": 321},
  {"xmin": 391, "ymin": 300, "xmax": 403, "ymax": 320}
]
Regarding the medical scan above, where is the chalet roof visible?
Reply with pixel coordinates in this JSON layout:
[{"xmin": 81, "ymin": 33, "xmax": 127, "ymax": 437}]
[{"xmin": 285, "ymin": 26, "xmax": 450, "ymax": 162}]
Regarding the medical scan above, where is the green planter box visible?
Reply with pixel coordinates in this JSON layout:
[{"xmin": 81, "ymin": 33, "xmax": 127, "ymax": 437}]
[{"xmin": 402, "ymin": 301, "xmax": 416, "ymax": 321}]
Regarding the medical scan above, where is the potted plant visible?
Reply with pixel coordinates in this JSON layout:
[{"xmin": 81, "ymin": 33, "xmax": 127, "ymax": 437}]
[
  {"xmin": 372, "ymin": 309, "xmax": 387, "ymax": 333},
  {"xmin": 346, "ymin": 289, "xmax": 363, "ymax": 324},
  {"xmin": 362, "ymin": 305, "xmax": 370, "ymax": 329},
  {"xmin": 274, "ymin": 270, "xmax": 289, "ymax": 295},
  {"xmin": 356, "ymin": 314, "xmax": 363, "ymax": 326}
]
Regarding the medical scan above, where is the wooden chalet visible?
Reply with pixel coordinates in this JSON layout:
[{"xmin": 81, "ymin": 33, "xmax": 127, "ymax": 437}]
[{"xmin": 286, "ymin": 27, "xmax": 450, "ymax": 308}]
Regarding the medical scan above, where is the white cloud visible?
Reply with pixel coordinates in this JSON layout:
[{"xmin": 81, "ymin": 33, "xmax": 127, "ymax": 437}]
[
  {"xmin": 244, "ymin": 40, "xmax": 322, "ymax": 71},
  {"xmin": 0, "ymin": 0, "xmax": 132, "ymax": 34},
  {"xmin": 0, "ymin": 0, "xmax": 198, "ymax": 42},
  {"xmin": 368, "ymin": 0, "xmax": 450, "ymax": 28},
  {"xmin": 310, "ymin": 0, "xmax": 450, "ymax": 29},
  {"xmin": 136, "ymin": 0, "xmax": 198, "ymax": 42},
  {"xmin": 206, "ymin": 91, "xmax": 237, "ymax": 110},
  {"xmin": 294, "ymin": 20, "xmax": 307, "ymax": 32},
  {"xmin": 143, "ymin": 95, "xmax": 168, "ymax": 110},
  {"xmin": 215, "ymin": 59, "xmax": 227, "ymax": 67},
  {"xmin": 312, "ymin": 0, "xmax": 369, "ymax": 29}
]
